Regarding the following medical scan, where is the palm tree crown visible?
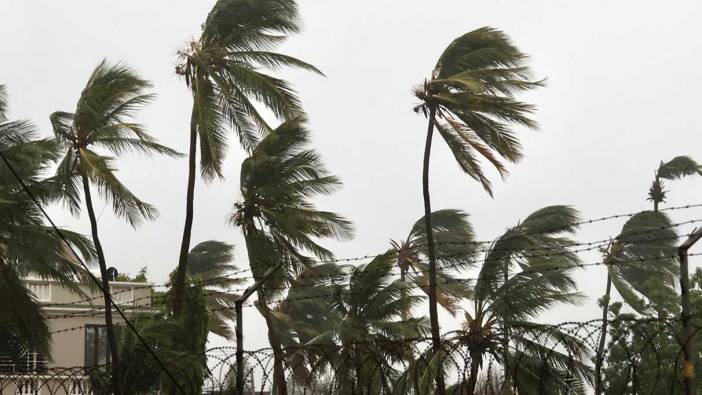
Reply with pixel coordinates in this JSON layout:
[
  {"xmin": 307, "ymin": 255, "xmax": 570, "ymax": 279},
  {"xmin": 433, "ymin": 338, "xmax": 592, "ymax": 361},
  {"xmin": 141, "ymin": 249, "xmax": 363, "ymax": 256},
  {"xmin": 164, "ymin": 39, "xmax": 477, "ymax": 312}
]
[
  {"xmin": 391, "ymin": 209, "xmax": 476, "ymax": 315},
  {"xmin": 459, "ymin": 206, "xmax": 590, "ymax": 393},
  {"xmin": 415, "ymin": 26, "xmax": 543, "ymax": 195},
  {"xmin": 176, "ymin": 0, "xmax": 323, "ymax": 178},
  {"xmin": 51, "ymin": 60, "xmax": 180, "ymax": 224},
  {"xmin": 648, "ymin": 156, "xmax": 702, "ymax": 211}
]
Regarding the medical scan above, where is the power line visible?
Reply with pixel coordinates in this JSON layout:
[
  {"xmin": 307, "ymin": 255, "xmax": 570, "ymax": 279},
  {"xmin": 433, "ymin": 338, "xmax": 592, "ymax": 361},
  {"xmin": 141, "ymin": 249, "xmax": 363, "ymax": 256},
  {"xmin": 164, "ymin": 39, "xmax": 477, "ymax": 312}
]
[{"xmin": 0, "ymin": 149, "xmax": 187, "ymax": 394}]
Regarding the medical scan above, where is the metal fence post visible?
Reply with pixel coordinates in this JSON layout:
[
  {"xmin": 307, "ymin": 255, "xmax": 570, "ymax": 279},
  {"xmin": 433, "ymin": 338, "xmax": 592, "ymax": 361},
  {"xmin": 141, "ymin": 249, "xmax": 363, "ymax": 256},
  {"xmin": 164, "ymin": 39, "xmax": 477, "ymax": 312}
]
[
  {"xmin": 679, "ymin": 228, "xmax": 702, "ymax": 395},
  {"xmin": 234, "ymin": 263, "xmax": 282, "ymax": 395}
]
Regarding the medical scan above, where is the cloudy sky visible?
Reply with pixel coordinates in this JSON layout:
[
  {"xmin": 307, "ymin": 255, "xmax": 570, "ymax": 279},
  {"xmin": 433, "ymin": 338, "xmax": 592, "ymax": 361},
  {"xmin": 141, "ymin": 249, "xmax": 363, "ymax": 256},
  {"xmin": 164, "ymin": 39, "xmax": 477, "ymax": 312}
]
[{"xmin": 2, "ymin": 0, "xmax": 702, "ymax": 349}]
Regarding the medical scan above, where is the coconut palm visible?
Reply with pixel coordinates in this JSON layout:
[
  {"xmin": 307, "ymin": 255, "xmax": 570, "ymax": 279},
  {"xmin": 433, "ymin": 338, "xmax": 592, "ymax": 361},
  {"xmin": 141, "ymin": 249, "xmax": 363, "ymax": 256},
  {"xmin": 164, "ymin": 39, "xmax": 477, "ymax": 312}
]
[
  {"xmin": 412, "ymin": 27, "xmax": 543, "ymax": 388},
  {"xmin": 172, "ymin": 0, "xmax": 323, "ymax": 316},
  {"xmin": 230, "ymin": 116, "xmax": 353, "ymax": 394},
  {"xmin": 593, "ymin": 211, "xmax": 678, "ymax": 394},
  {"xmin": 457, "ymin": 206, "xmax": 590, "ymax": 394},
  {"xmin": 391, "ymin": 209, "xmax": 476, "ymax": 319},
  {"xmin": 648, "ymin": 156, "xmax": 702, "ymax": 212},
  {"xmin": 50, "ymin": 61, "xmax": 180, "ymax": 367},
  {"xmin": 307, "ymin": 252, "xmax": 429, "ymax": 394},
  {"xmin": 0, "ymin": 85, "xmax": 95, "ymax": 360},
  {"xmin": 185, "ymin": 240, "xmax": 245, "ymax": 339}
]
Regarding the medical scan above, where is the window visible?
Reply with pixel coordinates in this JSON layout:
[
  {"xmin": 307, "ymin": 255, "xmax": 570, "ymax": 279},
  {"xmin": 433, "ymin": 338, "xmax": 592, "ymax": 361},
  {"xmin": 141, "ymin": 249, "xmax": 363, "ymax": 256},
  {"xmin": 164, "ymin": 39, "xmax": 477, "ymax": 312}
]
[{"xmin": 84, "ymin": 326, "xmax": 109, "ymax": 367}]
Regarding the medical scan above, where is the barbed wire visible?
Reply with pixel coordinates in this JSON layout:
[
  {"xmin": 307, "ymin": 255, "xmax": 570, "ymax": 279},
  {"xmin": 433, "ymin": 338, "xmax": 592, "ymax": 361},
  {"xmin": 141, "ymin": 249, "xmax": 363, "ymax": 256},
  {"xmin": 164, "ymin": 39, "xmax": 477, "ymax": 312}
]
[{"xmin": 42, "ymin": 250, "xmax": 702, "ymax": 321}]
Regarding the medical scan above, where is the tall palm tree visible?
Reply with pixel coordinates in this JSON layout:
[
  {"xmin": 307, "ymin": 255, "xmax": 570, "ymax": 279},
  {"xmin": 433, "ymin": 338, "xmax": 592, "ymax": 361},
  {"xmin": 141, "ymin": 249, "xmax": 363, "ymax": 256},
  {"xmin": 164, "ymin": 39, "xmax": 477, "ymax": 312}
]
[
  {"xmin": 172, "ymin": 0, "xmax": 323, "ymax": 316},
  {"xmin": 308, "ymin": 252, "xmax": 429, "ymax": 394},
  {"xmin": 390, "ymin": 209, "xmax": 476, "ymax": 319},
  {"xmin": 230, "ymin": 116, "xmax": 353, "ymax": 394},
  {"xmin": 458, "ymin": 206, "xmax": 589, "ymax": 394},
  {"xmin": 647, "ymin": 156, "xmax": 702, "ymax": 212},
  {"xmin": 412, "ymin": 27, "xmax": 543, "ymax": 390},
  {"xmin": 593, "ymin": 211, "xmax": 678, "ymax": 394},
  {"xmin": 0, "ymin": 84, "xmax": 95, "ymax": 360},
  {"xmin": 51, "ymin": 61, "xmax": 180, "ymax": 368}
]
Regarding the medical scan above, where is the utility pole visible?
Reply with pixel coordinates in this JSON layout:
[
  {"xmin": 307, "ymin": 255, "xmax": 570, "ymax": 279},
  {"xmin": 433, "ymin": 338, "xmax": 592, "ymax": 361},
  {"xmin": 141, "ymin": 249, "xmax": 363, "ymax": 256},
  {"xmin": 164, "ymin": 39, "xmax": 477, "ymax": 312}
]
[
  {"xmin": 235, "ymin": 263, "xmax": 283, "ymax": 395},
  {"xmin": 679, "ymin": 227, "xmax": 702, "ymax": 395}
]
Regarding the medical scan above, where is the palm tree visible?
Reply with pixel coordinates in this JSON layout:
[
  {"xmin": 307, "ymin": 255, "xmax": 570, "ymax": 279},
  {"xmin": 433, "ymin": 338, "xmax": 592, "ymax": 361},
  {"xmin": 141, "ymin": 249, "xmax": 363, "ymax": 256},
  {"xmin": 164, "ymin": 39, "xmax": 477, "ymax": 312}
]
[
  {"xmin": 308, "ymin": 252, "xmax": 429, "ymax": 394},
  {"xmin": 593, "ymin": 211, "xmax": 678, "ymax": 394},
  {"xmin": 412, "ymin": 27, "xmax": 543, "ymax": 390},
  {"xmin": 184, "ymin": 240, "xmax": 245, "ymax": 339},
  {"xmin": 266, "ymin": 262, "xmax": 345, "ymax": 389},
  {"xmin": 458, "ymin": 206, "xmax": 590, "ymax": 394},
  {"xmin": 230, "ymin": 116, "xmax": 353, "ymax": 394},
  {"xmin": 648, "ymin": 156, "xmax": 702, "ymax": 212},
  {"xmin": 172, "ymin": 0, "xmax": 323, "ymax": 316},
  {"xmin": 0, "ymin": 84, "xmax": 95, "ymax": 361},
  {"xmin": 390, "ymin": 209, "xmax": 476, "ymax": 319},
  {"xmin": 51, "ymin": 61, "xmax": 180, "ymax": 368}
]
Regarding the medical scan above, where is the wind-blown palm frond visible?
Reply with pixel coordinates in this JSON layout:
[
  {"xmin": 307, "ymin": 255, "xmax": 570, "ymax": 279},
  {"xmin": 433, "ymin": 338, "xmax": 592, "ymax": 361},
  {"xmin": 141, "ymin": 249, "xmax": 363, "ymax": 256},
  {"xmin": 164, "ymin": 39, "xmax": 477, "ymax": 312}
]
[
  {"xmin": 0, "ymin": 262, "xmax": 50, "ymax": 359},
  {"xmin": 0, "ymin": 84, "xmax": 7, "ymax": 121},
  {"xmin": 391, "ymin": 209, "xmax": 476, "ymax": 316},
  {"xmin": 187, "ymin": 240, "xmax": 244, "ymax": 339},
  {"xmin": 605, "ymin": 211, "xmax": 678, "ymax": 315},
  {"xmin": 306, "ymin": 253, "xmax": 429, "ymax": 394}
]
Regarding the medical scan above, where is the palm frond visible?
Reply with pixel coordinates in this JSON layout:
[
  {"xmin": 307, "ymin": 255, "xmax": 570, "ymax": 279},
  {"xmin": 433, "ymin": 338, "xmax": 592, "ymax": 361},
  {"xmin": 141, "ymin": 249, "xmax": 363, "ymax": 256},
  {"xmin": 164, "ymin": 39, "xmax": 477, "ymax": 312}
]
[{"xmin": 656, "ymin": 156, "xmax": 702, "ymax": 180}]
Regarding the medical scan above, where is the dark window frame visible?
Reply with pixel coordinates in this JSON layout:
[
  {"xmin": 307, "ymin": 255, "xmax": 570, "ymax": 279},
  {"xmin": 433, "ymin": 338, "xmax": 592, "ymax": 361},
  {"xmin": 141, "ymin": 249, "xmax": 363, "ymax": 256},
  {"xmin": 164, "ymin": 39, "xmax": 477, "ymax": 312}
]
[{"xmin": 84, "ymin": 325, "xmax": 110, "ymax": 367}]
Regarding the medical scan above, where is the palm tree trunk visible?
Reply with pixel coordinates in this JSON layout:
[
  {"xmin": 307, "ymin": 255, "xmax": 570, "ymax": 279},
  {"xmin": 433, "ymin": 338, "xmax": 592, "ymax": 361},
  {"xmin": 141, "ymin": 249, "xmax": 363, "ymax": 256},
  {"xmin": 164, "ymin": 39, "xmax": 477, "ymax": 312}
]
[
  {"xmin": 595, "ymin": 272, "xmax": 612, "ymax": 395},
  {"xmin": 257, "ymin": 292, "xmax": 288, "ymax": 395},
  {"xmin": 467, "ymin": 352, "xmax": 482, "ymax": 395},
  {"xmin": 400, "ymin": 266, "xmax": 408, "ymax": 321},
  {"xmin": 501, "ymin": 271, "xmax": 512, "ymax": 395},
  {"xmin": 173, "ymin": 107, "xmax": 198, "ymax": 317},
  {"xmin": 422, "ymin": 107, "xmax": 446, "ymax": 395},
  {"xmin": 81, "ymin": 172, "xmax": 120, "ymax": 392}
]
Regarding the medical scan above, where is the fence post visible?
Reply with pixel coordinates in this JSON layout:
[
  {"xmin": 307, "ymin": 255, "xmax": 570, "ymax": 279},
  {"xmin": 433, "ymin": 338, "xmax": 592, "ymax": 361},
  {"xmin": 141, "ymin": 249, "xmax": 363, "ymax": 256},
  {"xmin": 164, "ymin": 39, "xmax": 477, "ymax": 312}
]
[
  {"xmin": 235, "ymin": 301, "xmax": 244, "ymax": 395},
  {"xmin": 679, "ymin": 228, "xmax": 702, "ymax": 395},
  {"xmin": 234, "ymin": 263, "xmax": 283, "ymax": 395}
]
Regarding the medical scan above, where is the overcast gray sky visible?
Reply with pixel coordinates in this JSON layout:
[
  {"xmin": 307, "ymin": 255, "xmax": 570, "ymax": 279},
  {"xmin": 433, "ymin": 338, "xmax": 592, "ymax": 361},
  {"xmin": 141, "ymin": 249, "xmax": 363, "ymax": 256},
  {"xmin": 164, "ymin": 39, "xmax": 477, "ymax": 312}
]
[{"xmin": 2, "ymin": 0, "xmax": 702, "ymax": 349}]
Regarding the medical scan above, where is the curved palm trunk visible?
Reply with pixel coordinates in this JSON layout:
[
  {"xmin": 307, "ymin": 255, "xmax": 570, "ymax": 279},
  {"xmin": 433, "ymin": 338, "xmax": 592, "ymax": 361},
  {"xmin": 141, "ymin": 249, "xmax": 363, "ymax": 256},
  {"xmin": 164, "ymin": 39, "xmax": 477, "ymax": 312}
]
[
  {"xmin": 467, "ymin": 351, "xmax": 482, "ymax": 395},
  {"xmin": 595, "ymin": 272, "xmax": 612, "ymax": 395},
  {"xmin": 422, "ymin": 107, "xmax": 446, "ymax": 394},
  {"xmin": 173, "ymin": 107, "xmax": 198, "ymax": 317},
  {"xmin": 257, "ymin": 292, "xmax": 288, "ymax": 395},
  {"xmin": 243, "ymin": 224, "xmax": 288, "ymax": 395},
  {"xmin": 81, "ymin": 172, "xmax": 120, "ymax": 392}
]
